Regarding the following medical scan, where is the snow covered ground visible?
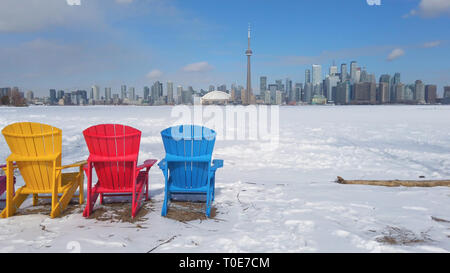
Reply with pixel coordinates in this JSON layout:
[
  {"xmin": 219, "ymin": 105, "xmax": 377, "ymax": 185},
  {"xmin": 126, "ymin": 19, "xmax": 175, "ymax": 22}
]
[{"xmin": 0, "ymin": 105, "xmax": 449, "ymax": 253}]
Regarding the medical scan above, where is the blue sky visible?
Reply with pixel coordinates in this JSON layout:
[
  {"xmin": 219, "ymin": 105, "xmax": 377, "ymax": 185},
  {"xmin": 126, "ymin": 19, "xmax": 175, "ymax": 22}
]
[{"xmin": 0, "ymin": 0, "xmax": 449, "ymax": 96}]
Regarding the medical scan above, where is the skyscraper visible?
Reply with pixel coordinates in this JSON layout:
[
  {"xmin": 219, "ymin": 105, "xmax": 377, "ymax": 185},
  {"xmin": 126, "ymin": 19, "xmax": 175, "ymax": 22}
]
[
  {"xmin": 378, "ymin": 82, "xmax": 390, "ymax": 104},
  {"xmin": 128, "ymin": 87, "xmax": 135, "ymax": 101},
  {"xmin": 325, "ymin": 75, "xmax": 339, "ymax": 102},
  {"xmin": 340, "ymin": 63, "xmax": 348, "ymax": 81},
  {"xmin": 105, "ymin": 87, "xmax": 111, "ymax": 101},
  {"xmin": 350, "ymin": 61, "xmax": 358, "ymax": 82},
  {"xmin": 329, "ymin": 64, "xmax": 338, "ymax": 76},
  {"xmin": 305, "ymin": 69, "xmax": 311, "ymax": 84},
  {"xmin": 443, "ymin": 86, "xmax": 450, "ymax": 104},
  {"xmin": 49, "ymin": 89, "xmax": 56, "ymax": 104},
  {"xmin": 167, "ymin": 81, "xmax": 174, "ymax": 104},
  {"xmin": 121, "ymin": 85, "xmax": 127, "ymax": 100},
  {"xmin": 92, "ymin": 85, "xmax": 100, "ymax": 101},
  {"xmin": 26, "ymin": 91, "xmax": 34, "ymax": 102},
  {"xmin": 151, "ymin": 81, "xmax": 163, "ymax": 104},
  {"xmin": 425, "ymin": 85, "xmax": 437, "ymax": 104},
  {"xmin": 143, "ymin": 86, "xmax": 150, "ymax": 101},
  {"xmin": 260, "ymin": 76, "xmax": 267, "ymax": 94},
  {"xmin": 177, "ymin": 85, "xmax": 183, "ymax": 104},
  {"xmin": 414, "ymin": 80, "xmax": 425, "ymax": 104},
  {"xmin": 244, "ymin": 24, "xmax": 253, "ymax": 105},
  {"xmin": 285, "ymin": 78, "xmax": 293, "ymax": 103},
  {"xmin": 312, "ymin": 64, "xmax": 322, "ymax": 86}
]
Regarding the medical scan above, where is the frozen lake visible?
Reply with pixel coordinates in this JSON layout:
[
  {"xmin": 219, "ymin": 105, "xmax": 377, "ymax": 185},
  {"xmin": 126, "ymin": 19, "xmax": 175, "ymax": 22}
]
[{"xmin": 0, "ymin": 105, "xmax": 449, "ymax": 252}]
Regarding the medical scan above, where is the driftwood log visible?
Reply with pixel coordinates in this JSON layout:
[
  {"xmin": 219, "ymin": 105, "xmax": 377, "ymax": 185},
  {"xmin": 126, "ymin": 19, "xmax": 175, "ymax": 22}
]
[{"xmin": 336, "ymin": 176, "xmax": 450, "ymax": 187}]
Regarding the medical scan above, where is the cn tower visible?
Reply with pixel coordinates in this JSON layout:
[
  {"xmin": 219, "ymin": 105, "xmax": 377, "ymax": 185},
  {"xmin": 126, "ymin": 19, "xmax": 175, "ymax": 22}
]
[{"xmin": 244, "ymin": 24, "xmax": 253, "ymax": 105}]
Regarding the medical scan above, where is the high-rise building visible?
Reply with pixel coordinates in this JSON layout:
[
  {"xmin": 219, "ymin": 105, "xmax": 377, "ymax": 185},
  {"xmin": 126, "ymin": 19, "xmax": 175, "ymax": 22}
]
[
  {"xmin": 393, "ymin": 83, "xmax": 404, "ymax": 103},
  {"xmin": 340, "ymin": 63, "xmax": 348, "ymax": 81},
  {"xmin": 336, "ymin": 81, "xmax": 350, "ymax": 104},
  {"xmin": 379, "ymin": 74, "xmax": 391, "ymax": 84},
  {"xmin": 143, "ymin": 86, "xmax": 150, "ymax": 101},
  {"xmin": 325, "ymin": 75, "xmax": 339, "ymax": 102},
  {"xmin": 177, "ymin": 86, "xmax": 183, "ymax": 104},
  {"xmin": 353, "ymin": 82, "xmax": 376, "ymax": 104},
  {"xmin": 217, "ymin": 84, "xmax": 227, "ymax": 92},
  {"xmin": 167, "ymin": 81, "xmax": 174, "ymax": 104},
  {"xmin": 121, "ymin": 85, "xmax": 127, "ymax": 100},
  {"xmin": 274, "ymin": 80, "xmax": 284, "ymax": 92},
  {"xmin": 260, "ymin": 76, "xmax": 267, "ymax": 94},
  {"xmin": 443, "ymin": 86, "xmax": 450, "ymax": 104},
  {"xmin": 378, "ymin": 82, "xmax": 390, "ymax": 104},
  {"xmin": 414, "ymin": 80, "xmax": 425, "ymax": 104},
  {"xmin": 425, "ymin": 85, "xmax": 437, "ymax": 104},
  {"xmin": 329, "ymin": 64, "xmax": 338, "ymax": 76},
  {"xmin": 105, "ymin": 87, "xmax": 111, "ymax": 101},
  {"xmin": 128, "ymin": 87, "xmax": 135, "ymax": 101},
  {"xmin": 303, "ymin": 82, "xmax": 313, "ymax": 103},
  {"xmin": 285, "ymin": 78, "xmax": 293, "ymax": 103},
  {"xmin": 294, "ymin": 83, "xmax": 302, "ymax": 102},
  {"xmin": 305, "ymin": 69, "xmax": 311, "ymax": 84},
  {"xmin": 350, "ymin": 61, "xmax": 358, "ymax": 82},
  {"xmin": 25, "ymin": 90, "xmax": 34, "ymax": 102},
  {"xmin": 91, "ymin": 85, "xmax": 100, "ymax": 101},
  {"xmin": 151, "ymin": 81, "xmax": 163, "ymax": 104},
  {"xmin": 57, "ymin": 90, "xmax": 65, "ymax": 100},
  {"xmin": 360, "ymin": 67, "xmax": 368, "ymax": 82},
  {"xmin": 49, "ymin": 89, "xmax": 57, "ymax": 104},
  {"xmin": 355, "ymin": 69, "xmax": 361, "ymax": 83},
  {"xmin": 312, "ymin": 64, "xmax": 322, "ymax": 86}
]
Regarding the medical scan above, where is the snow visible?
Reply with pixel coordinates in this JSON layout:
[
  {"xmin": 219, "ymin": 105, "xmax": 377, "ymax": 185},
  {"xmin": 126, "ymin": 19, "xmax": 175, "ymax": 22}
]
[{"xmin": 0, "ymin": 105, "xmax": 449, "ymax": 253}]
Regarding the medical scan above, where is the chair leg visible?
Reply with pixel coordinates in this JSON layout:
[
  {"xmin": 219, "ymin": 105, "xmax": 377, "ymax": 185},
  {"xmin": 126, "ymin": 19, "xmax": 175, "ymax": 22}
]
[
  {"xmin": 33, "ymin": 194, "xmax": 38, "ymax": 206},
  {"xmin": 0, "ymin": 188, "xmax": 28, "ymax": 218},
  {"xmin": 99, "ymin": 193, "xmax": 103, "ymax": 205},
  {"xmin": 132, "ymin": 178, "xmax": 145, "ymax": 218},
  {"xmin": 161, "ymin": 190, "xmax": 170, "ymax": 216},
  {"xmin": 51, "ymin": 181, "xmax": 79, "ymax": 218},
  {"xmin": 82, "ymin": 188, "xmax": 99, "ymax": 218},
  {"xmin": 145, "ymin": 175, "xmax": 150, "ymax": 201},
  {"xmin": 78, "ymin": 169, "xmax": 84, "ymax": 205},
  {"xmin": 205, "ymin": 190, "xmax": 212, "ymax": 218}
]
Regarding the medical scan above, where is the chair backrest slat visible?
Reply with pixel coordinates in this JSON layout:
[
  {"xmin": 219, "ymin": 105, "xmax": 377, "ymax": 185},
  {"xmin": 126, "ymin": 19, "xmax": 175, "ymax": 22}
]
[
  {"xmin": 161, "ymin": 125, "xmax": 216, "ymax": 190},
  {"xmin": 2, "ymin": 122, "xmax": 61, "ymax": 192},
  {"xmin": 83, "ymin": 124, "xmax": 141, "ymax": 190}
]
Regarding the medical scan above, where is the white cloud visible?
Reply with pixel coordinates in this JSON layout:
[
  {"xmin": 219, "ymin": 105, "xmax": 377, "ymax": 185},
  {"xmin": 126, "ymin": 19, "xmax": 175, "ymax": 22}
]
[
  {"xmin": 0, "ymin": 0, "xmax": 102, "ymax": 32},
  {"xmin": 422, "ymin": 40, "xmax": 442, "ymax": 48},
  {"xmin": 146, "ymin": 69, "xmax": 163, "ymax": 79},
  {"xmin": 387, "ymin": 48, "xmax": 405, "ymax": 61},
  {"xmin": 182, "ymin": 62, "xmax": 214, "ymax": 73},
  {"xmin": 404, "ymin": 0, "xmax": 450, "ymax": 18}
]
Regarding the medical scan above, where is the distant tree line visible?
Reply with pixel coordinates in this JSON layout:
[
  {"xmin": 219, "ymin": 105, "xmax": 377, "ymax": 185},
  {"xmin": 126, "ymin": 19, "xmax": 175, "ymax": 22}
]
[{"xmin": 0, "ymin": 91, "xmax": 26, "ymax": 107}]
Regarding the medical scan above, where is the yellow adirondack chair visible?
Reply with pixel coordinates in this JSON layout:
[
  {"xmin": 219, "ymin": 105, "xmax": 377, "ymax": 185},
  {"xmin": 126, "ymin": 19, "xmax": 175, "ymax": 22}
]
[{"xmin": 0, "ymin": 122, "xmax": 85, "ymax": 218}]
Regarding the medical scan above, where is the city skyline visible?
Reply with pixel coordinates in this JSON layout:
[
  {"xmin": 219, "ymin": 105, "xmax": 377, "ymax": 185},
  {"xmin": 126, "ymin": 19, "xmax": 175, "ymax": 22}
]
[{"xmin": 0, "ymin": 0, "xmax": 449, "ymax": 96}]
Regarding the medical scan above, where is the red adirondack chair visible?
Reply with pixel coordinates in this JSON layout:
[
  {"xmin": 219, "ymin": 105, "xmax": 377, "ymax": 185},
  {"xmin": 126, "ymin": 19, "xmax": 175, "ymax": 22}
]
[{"xmin": 82, "ymin": 124, "xmax": 157, "ymax": 218}]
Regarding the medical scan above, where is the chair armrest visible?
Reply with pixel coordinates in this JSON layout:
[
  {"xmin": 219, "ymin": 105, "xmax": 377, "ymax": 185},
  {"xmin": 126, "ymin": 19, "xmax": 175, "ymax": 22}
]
[
  {"xmin": 1, "ymin": 162, "xmax": 18, "ymax": 171},
  {"xmin": 57, "ymin": 160, "xmax": 88, "ymax": 170},
  {"xmin": 158, "ymin": 158, "xmax": 167, "ymax": 170},
  {"xmin": 137, "ymin": 159, "xmax": 157, "ymax": 171},
  {"xmin": 211, "ymin": 159, "xmax": 224, "ymax": 171}
]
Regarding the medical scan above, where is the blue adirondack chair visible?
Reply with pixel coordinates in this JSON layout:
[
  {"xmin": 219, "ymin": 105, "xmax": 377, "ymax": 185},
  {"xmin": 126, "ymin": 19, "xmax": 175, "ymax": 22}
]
[{"xmin": 158, "ymin": 125, "xmax": 223, "ymax": 217}]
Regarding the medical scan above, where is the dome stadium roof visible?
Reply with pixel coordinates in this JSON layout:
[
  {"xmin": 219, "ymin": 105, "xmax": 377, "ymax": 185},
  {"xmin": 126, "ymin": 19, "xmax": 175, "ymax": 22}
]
[{"xmin": 201, "ymin": 91, "xmax": 231, "ymax": 101}]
